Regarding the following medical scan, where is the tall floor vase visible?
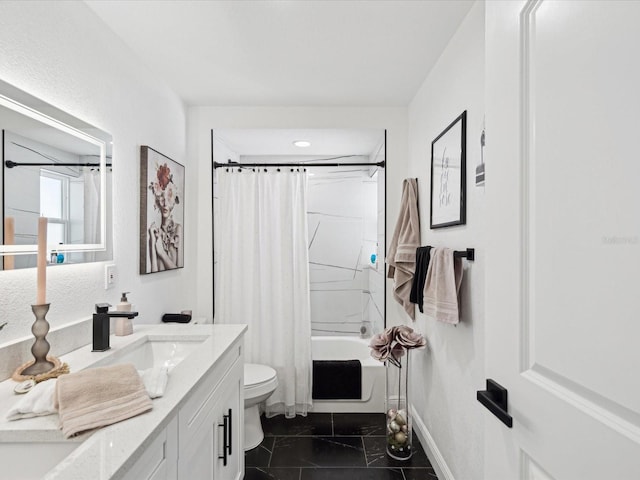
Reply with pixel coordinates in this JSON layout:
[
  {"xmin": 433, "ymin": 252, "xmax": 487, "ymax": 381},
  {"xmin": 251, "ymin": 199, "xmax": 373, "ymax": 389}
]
[{"xmin": 386, "ymin": 350, "xmax": 413, "ymax": 460}]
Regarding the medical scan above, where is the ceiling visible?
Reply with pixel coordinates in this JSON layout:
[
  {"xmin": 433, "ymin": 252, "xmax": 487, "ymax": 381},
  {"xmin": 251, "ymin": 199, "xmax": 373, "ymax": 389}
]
[
  {"xmin": 214, "ymin": 128, "xmax": 384, "ymax": 157},
  {"xmin": 85, "ymin": 0, "xmax": 474, "ymax": 107}
]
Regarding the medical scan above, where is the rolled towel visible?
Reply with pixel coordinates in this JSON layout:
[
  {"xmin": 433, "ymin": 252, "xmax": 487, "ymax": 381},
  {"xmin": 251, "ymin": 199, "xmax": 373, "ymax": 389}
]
[
  {"xmin": 55, "ymin": 363, "xmax": 152, "ymax": 438},
  {"xmin": 138, "ymin": 366, "xmax": 169, "ymax": 399},
  {"xmin": 6, "ymin": 379, "xmax": 58, "ymax": 421}
]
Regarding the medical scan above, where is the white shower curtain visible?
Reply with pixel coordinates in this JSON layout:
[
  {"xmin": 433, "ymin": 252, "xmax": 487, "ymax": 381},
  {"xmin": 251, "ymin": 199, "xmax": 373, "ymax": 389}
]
[{"xmin": 216, "ymin": 168, "xmax": 312, "ymax": 418}]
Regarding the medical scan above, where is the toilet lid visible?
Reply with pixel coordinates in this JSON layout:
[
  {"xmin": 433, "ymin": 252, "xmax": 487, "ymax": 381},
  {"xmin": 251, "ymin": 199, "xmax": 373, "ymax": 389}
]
[{"xmin": 244, "ymin": 363, "xmax": 277, "ymax": 387}]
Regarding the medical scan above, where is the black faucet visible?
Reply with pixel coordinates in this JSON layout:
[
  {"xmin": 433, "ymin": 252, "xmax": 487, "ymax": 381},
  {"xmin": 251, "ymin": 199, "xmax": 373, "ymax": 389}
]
[{"xmin": 92, "ymin": 303, "xmax": 139, "ymax": 352}]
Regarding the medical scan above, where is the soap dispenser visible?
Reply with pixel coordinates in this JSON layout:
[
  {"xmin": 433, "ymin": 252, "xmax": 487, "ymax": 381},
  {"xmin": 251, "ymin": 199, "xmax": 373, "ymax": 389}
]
[{"xmin": 114, "ymin": 292, "xmax": 133, "ymax": 336}]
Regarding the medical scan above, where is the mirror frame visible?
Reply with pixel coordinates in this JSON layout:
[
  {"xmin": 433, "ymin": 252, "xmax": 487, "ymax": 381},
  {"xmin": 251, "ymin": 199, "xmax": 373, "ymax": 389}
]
[{"xmin": 0, "ymin": 81, "xmax": 108, "ymax": 256}]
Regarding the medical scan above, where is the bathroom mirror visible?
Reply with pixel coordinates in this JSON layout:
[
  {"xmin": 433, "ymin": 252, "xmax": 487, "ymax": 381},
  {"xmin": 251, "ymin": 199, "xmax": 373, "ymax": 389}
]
[{"xmin": 0, "ymin": 79, "xmax": 112, "ymax": 269}]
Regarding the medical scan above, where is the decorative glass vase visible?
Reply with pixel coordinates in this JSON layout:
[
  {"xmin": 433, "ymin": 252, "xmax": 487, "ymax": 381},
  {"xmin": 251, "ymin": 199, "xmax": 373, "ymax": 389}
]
[{"xmin": 385, "ymin": 349, "xmax": 412, "ymax": 460}]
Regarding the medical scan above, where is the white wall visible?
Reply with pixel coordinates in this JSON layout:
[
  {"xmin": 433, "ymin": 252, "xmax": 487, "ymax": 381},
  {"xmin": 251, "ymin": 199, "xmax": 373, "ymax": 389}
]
[
  {"xmin": 188, "ymin": 107, "xmax": 408, "ymax": 322},
  {"xmin": 0, "ymin": 1, "xmax": 188, "ymax": 348},
  {"xmin": 406, "ymin": 2, "xmax": 485, "ymax": 479}
]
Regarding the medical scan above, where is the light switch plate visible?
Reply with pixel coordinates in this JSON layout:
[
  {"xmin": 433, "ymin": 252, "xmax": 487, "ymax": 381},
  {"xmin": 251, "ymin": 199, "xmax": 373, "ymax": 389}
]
[{"xmin": 104, "ymin": 264, "xmax": 116, "ymax": 290}]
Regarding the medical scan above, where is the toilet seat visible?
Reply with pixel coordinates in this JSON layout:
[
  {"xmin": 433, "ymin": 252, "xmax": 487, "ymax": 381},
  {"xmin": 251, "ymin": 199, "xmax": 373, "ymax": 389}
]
[{"xmin": 244, "ymin": 363, "xmax": 278, "ymax": 399}]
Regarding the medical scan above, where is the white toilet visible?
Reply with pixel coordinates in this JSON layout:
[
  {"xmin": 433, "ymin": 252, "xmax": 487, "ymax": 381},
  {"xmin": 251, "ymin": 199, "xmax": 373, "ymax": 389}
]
[{"xmin": 243, "ymin": 363, "xmax": 278, "ymax": 451}]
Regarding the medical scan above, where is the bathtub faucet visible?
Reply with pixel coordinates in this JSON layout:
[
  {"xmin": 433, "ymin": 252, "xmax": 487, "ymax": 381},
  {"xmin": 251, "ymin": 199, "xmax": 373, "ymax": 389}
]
[{"xmin": 92, "ymin": 303, "xmax": 138, "ymax": 352}]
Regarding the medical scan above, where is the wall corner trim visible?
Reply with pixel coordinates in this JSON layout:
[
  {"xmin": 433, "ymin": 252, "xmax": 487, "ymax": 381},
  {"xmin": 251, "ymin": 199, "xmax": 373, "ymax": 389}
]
[{"xmin": 410, "ymin": 404, "xmax": 455, "ymax": 480}]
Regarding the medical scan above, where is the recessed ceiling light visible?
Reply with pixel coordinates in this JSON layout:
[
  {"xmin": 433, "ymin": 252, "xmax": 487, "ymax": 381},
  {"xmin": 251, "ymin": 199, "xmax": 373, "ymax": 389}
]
[{"xmin": 293, "ymin": 140, "xmax": 311, "ymax": 148}]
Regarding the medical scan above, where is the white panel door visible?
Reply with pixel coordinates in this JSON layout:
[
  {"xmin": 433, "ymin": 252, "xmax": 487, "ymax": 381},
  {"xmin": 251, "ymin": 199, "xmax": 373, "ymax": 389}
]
[{"xmin": 485, "ymin": 1, "xmax": 640, "ymax": 478}]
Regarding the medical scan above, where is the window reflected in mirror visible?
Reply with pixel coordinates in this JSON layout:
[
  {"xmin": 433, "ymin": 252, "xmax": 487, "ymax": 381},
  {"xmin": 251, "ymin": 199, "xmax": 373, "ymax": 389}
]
[{"xmin": 0, "ymin": 79, "xmax": 112, "ymax": 270}]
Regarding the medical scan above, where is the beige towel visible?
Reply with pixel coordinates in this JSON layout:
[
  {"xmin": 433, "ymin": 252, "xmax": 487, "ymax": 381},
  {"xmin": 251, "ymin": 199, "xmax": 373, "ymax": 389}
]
[
  {"xmin": 387, "ymin": 178, "xmax": 420, "ymax": 320},
  {"xmin": 422, "ymin": 247, "xmax": 463, "ymax": 324},
  {"xmin": 55, "ymin": 363, "xmax": 152, "ymax": 438}
]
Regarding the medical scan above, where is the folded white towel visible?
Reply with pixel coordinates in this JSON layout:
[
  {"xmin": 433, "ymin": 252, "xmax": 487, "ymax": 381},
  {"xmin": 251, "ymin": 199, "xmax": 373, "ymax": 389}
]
[
  {"xmin": 138, "ymin": 366, "xmax": 169, "ymax": 399},
  {"xmin": 6, "ymin": 379, "xmax": 58, "ymax": 421}
]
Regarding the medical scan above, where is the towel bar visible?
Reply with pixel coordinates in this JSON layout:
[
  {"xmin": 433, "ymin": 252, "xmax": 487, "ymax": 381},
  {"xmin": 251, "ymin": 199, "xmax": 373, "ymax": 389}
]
[{"xmin": 453, "ymin": 248, "xmax": 474, "ymax": 261}]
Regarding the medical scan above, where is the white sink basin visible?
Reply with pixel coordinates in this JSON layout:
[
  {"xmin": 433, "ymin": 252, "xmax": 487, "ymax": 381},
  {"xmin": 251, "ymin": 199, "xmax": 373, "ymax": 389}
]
[{"xmin": 92, "ymin": 337, "xmax": 206, "ymax": 372}]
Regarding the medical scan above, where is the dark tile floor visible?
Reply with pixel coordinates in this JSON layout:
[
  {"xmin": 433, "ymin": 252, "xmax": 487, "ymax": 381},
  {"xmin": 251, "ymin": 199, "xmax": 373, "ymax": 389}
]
[{"xmin": 245, "ymin": 413, "xmax": 438, "ymax": 480}]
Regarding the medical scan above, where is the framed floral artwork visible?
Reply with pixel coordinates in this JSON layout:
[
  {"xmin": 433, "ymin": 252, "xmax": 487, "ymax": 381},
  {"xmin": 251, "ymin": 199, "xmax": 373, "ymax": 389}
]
[
  {"xmin": 139, "ymin": 146, "xmax": 185, "ymax": 274},
  {"xmin": 430, "ymin": 110, "xmax": 467, "ymax": 229}
]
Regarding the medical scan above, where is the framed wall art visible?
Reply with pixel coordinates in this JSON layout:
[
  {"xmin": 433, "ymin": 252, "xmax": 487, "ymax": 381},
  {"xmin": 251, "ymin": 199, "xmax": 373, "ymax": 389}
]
[
  {"xmin": 430, "ymin": 110, "xmax": 467, "ymax": 229},
  {"xmin": 140, "ymin": 146, "xmax": 185, "ymax": 274}
]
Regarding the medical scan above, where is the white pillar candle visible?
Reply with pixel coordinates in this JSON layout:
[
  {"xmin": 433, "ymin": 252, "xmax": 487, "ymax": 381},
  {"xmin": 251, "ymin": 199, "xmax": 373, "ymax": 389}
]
[{"xmin": 36, "ymin": 217, "xmax": 47, "ymax": 304}]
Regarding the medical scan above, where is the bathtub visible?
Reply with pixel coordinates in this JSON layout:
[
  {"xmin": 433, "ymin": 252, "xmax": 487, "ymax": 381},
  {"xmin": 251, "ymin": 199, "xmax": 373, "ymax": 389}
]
[{"xmin": 311, "ymin": 336, "xmax": 385, "ymax": 413}]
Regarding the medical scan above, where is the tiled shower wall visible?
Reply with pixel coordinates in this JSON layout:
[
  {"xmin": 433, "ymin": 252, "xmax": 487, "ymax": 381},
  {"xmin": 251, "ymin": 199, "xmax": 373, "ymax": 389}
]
[
  {"xmin": 307, "ymin": 169, "xmax": 374, "ymax": 336},
  {"xmin": 308, "ymin": 154, "xmax": 384, "ymax": 337}
]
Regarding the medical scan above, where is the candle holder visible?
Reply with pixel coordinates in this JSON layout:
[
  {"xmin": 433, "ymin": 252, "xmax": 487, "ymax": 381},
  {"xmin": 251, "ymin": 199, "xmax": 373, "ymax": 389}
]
[{"xmin": 20, "ymin": 303, "xmax": 55, "ymax": 376}]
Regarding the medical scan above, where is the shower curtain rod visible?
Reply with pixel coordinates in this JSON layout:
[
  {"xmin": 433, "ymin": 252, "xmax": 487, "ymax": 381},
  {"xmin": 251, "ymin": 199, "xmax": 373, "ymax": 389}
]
[
  {"xmin": 214, "ymin": 160, "xmax": 385, "ymax": 169},
  {"xmin": 5, "ymin": 160, "xmax": 112, "ymax": 168}
]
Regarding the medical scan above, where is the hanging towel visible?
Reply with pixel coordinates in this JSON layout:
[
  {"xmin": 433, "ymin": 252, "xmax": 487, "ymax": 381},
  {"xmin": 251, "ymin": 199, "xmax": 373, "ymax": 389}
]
[
  {"xmin": 387, "ymin": 178, "xmax": 420, "ymax": 320},
  {"xmin": 422, "ymin": 247, "xmax": 464, "ymax": 324},
  {"xmin": 6, "ymin": 379, "xmax": 58, "ymax": 421},
  {"xmin": 410, "ymin": 246, "xmax": 432, "ymax": 313},
  {"xmin": 55, "ymin": 363, "xmax": 152, "ymax": 438}
]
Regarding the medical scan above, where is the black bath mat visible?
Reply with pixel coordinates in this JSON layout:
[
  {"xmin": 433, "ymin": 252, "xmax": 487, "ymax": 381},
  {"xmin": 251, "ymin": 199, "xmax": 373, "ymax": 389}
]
[{"xmin": 312, "ymin": 360, "xmax": 362, "ymax": 400}]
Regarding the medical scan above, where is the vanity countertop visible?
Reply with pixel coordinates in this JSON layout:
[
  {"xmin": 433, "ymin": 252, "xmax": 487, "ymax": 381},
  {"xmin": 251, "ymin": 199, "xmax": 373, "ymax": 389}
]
[{"xmin": 0, "ymin": 323, "xmax": 247, "ymax": 479}]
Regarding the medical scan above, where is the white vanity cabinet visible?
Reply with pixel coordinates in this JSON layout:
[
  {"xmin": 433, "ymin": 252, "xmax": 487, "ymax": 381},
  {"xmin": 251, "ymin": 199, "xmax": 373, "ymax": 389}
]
[
  {"xmin": 122, "ymin": 417, "xmax": 178, "ymax": 480},
  {"xmin": 177, "ymin": 339, "xmax": 244, "ymax": 480},
  {"xmin": 0, "ymin": 325, "xmax": 247, "ymax": 480},
  {"xmin": 120, "ymin": 332, "xmax": 244, "ymax": 480}
]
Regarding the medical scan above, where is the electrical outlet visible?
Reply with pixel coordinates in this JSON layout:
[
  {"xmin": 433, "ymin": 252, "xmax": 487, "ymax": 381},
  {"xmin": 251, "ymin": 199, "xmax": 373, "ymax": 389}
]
[{"xmin": 105, "ymin": 264, "xmax": 116, "ymax": 290}]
